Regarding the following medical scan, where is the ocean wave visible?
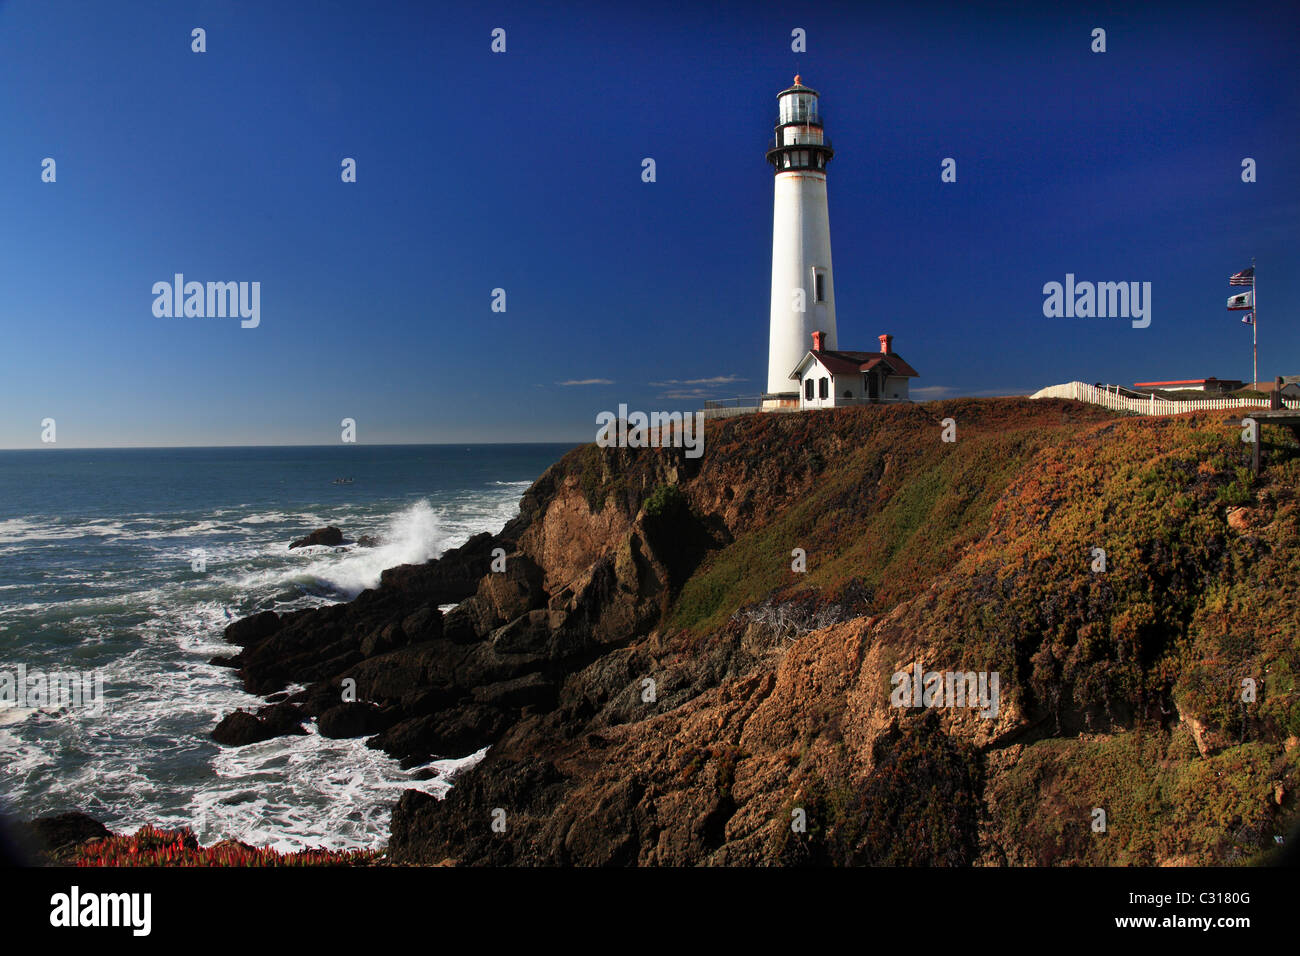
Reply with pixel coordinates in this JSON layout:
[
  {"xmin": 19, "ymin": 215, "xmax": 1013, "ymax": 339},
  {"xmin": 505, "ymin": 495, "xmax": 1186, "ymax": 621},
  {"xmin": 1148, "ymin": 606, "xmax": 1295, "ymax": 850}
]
[
  {"xmin": 0, "ymin": 517, "xmax": 127, "ymax": 544},
  {"xmin": 188, "ymin": 736, "xmax": 489, "ymax": 852},
  {"xmin": 238, "ymin": 511, "xmax": 327, "ymax": 526},
  {"xmin": 0, "ymin": 474, "xmax": 534, "ymax": 851},
  {"xmin": 287, "ymin": 500, "xmax": 448, "ymax": 597}
]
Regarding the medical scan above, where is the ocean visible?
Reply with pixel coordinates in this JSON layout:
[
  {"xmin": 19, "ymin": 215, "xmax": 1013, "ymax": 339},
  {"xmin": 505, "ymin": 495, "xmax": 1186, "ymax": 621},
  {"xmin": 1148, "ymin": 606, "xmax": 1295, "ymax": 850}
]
[{"xmin": 0, "ymin": 443, "xmax": 574, "ymax": 852}]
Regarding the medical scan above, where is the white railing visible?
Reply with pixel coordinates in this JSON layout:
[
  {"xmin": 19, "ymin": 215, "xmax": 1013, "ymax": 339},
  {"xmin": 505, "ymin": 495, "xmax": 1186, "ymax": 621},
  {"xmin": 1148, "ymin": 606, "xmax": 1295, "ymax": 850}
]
[{"xmin": 1030, "ymin": 382, "xmax": 1300, "ymax": 416}]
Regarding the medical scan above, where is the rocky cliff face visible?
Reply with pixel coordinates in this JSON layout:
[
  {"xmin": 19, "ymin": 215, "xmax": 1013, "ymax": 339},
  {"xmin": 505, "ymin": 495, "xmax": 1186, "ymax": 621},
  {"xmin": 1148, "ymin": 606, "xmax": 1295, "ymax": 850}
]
[{"xmin": 214, "ymin": 399, "xmax": 1300, "ymax": 865}]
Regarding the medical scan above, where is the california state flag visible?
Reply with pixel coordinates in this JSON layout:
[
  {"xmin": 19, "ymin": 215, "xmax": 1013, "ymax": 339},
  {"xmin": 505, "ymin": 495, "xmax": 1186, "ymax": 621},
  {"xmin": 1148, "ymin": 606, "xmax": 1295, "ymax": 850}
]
[{"xmin": 1227, "ymin": 290, "xmax": 1254, "ymax": 310}]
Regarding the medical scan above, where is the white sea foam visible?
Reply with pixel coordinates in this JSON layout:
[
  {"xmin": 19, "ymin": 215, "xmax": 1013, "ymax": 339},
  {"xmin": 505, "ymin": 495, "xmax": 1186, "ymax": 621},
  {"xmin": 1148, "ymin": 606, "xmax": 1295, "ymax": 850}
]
[
  {"xmin": 239, "ymin": 511, "xmax": 326, "ymax": 526},
  {"xmin": 0, "ymin": 517, "xmax": 126, "ymax": 543},
  {"xmin": 1, "ymin": 477, "xmax": 533, "ymax": 852},
  {"xmin": 0, "ymin": 706, "xmax": 39, "ymax": 727}
]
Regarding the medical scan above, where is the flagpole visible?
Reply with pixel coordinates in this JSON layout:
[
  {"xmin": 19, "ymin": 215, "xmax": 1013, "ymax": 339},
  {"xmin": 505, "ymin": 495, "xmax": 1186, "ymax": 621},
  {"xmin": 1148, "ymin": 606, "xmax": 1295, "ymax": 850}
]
[{"xmin": 1252, "ymin": 257, "xmax": 1257, "ymax": 390}]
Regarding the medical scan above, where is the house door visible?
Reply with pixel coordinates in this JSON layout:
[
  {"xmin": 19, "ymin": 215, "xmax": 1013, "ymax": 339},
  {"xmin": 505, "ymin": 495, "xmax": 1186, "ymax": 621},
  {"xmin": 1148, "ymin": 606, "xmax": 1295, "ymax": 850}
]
[{"xmin": 866, "ymin": 371, "xmax": 879, "ymax": 400}]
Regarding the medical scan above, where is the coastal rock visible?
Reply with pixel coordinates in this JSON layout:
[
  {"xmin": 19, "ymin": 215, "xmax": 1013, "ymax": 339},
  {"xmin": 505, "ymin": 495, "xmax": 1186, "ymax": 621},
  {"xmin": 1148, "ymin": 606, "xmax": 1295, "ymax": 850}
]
[
  {"xmin": 489, "ymin": 610, "xmax": 551, "ymax": 655},
  {"xmin": 222, "ymin": 609, "xmax": 281, "ymax": 646},
  {"xmin": 16, "ymin": 812, "xmax": 111, "ymax": 864},
  {"xmin": 212, "ymin": 704, "xmax": 308, "ymax": 746},
  {"xmin": 378, "ymin": 532, "xmax": 500, "ymax": 604},
  {"xmin": 471, "ymin": 671, "xmax": 556, "ymax": 711},
  {"xmin": 367, "ymin": 704, "xmax": 511, "ymax": 766},
  {"xmin": 212, "ymin": 400, "xmax": 1300, "ymax": 866},
  {"xmin": 360, "ymin": 621, "xmax": 407, "ymax": 657},
  {"xmin": 289, "ymin": 526, "xmax": 345, "ymax": 549},
  {"xmin": 317, "ymin": 702, "xmax": 394, "ymax": 739}
]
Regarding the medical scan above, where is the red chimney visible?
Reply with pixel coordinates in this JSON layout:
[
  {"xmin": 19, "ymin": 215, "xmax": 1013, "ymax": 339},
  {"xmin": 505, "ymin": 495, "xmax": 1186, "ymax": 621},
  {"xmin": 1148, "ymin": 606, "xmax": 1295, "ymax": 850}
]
[
  {"xmin": 811, "ymin": 330, "xmax": 825, "ymax": 352},
  {"xmin": 878, "ymin": 333, "xmax": 893, "ymax": 355}
]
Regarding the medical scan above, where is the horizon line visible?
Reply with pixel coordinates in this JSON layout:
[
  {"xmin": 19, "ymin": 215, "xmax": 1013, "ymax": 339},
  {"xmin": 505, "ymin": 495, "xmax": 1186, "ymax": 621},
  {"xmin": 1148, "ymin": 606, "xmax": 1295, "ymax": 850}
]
[{"xmin": 0, "ymin": 440, "xmax": 588, "ymax": 452}]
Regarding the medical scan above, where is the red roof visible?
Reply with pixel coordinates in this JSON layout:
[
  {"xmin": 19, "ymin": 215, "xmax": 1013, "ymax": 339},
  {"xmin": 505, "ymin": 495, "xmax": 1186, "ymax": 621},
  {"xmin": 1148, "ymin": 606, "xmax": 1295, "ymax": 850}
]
[
  {"xmin": 804, "ymin": 349, "xmax": 919, "ymax": 378},
  {"xmin": 1132, "ymin": 378, "xmax": 1242, "ymax": 387}
]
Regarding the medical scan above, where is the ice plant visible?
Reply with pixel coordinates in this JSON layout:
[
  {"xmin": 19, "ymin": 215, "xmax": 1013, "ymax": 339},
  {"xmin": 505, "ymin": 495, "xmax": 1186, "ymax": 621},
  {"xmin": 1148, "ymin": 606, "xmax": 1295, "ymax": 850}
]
[{"xmin": 74, "ymin": 825, "xmax": 378, "ymax": 867}]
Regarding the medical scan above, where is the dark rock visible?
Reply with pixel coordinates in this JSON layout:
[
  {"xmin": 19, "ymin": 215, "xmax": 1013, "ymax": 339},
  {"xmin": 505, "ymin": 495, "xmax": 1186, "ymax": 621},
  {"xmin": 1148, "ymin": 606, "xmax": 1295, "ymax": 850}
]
[
  {"xmin": 398, "ymin": 687, "xmax": 456, "ymax": 717},
  {"xmin": 378, "ymin": 532, "xmax": 498, "ymax": 604},
  {"xmin": 356, "ymin": 535, "xmax": 380, "ymax": 548},
  {"xmin": 222, "ymin": 609, "xmax": 281, "ymax": 646},
  {"xmin": 388, "ymin": 757, "xmax": 569, "ymax": 865},
  {"xmin": 400, "ymin": 605, "xmax": 443, "ymax": 643},
  {"xmin": 360, "ymin": 621, "xmax": 407, "ymax": 657},
  {"xmin": 211, "ymin": 704, "xmax": 308, "ymax": 746},
  {"xmin": 471, "ymin": 672, "xmax": 557, "ymax": 711},
  {"xmin": 490, "ymin": 610, "xmax": 551, "ymax": 655},
  {"xmin": 317, "ymin": 703, "xmax": 395, "ymax": 739},
  {"xmin": 441, "ymin": 603, "xmax": 480, "ymax": 644},
  {"xmin": 367, "ymin": 705, "xmax": 509, "ymax": 766},
  {"xmin": 289, "ymin": 526, "xmax": 345, "ymax": 549},
  {"xmin": 19, "ymin": 812, "xmax": 111, "ymax": 864}
]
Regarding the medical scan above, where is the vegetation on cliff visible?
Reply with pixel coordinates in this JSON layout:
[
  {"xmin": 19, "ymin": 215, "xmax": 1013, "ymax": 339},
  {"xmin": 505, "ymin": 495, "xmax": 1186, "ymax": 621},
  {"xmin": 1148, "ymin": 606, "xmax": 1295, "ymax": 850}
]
[{"xmin": 213, "ymin": 398, "xmax": 1300, "ymax": 866}]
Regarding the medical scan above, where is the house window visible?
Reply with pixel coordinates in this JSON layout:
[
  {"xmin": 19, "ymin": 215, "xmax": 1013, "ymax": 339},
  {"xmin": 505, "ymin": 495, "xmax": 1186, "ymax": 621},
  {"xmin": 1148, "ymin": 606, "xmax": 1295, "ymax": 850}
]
[
  {"xmin": 813, "ymin": 271, "xmax": 825, "ymax": 303},
  {"xmin": 804, "ymin": 378, "xmax": 814, "ymax": 400},
  {"xmin": 843, "ymin": 390, "xmax": 852, "ymax": 399},
  {"xmin": 819, "ymin": 377, "xmax": 829, "ymax": 399}
]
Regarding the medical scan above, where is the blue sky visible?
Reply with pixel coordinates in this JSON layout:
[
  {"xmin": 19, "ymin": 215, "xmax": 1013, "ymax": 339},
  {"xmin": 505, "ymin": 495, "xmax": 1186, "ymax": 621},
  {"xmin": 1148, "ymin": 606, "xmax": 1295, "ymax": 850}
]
[{"xmin": 1, "ymin": 0, "xmax": 1297, "ymax": 447}]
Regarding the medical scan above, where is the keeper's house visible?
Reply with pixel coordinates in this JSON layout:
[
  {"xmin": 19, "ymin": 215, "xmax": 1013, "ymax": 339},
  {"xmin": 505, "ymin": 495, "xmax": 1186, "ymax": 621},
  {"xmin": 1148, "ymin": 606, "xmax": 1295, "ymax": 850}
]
[{"xmin": 791, "ymin": 331, "xmax": 919, "ymax": 409}]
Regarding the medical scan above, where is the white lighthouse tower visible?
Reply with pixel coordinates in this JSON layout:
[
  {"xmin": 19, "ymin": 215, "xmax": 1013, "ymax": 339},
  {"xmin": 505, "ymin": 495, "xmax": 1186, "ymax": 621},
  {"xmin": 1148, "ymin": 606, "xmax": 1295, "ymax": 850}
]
[{"xmin": 763, "ymin": 76, "xmax": 837, "ymax": 408}]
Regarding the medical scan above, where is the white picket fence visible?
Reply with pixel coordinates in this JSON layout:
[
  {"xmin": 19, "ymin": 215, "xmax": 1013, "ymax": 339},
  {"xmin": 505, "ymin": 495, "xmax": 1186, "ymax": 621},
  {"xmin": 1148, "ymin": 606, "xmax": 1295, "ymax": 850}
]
[{"xmin": 1030, "ymin": 381, "xmax": 1300, "ymax": 416}]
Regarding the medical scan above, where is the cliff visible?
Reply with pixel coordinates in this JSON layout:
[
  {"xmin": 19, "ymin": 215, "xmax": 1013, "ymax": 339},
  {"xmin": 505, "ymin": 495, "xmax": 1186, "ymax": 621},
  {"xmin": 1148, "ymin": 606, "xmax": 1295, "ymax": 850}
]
[{"xmin": 213, "ymin": 398, "xmax": 1300, "ymax": 865}]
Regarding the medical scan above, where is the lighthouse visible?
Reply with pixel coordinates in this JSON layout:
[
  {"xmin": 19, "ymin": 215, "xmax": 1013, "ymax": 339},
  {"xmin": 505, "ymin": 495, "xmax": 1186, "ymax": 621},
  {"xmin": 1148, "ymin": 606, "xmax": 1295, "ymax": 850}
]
[{"xmin": 763, "ymin": 76, "xmax": 837, "ymax": 408}]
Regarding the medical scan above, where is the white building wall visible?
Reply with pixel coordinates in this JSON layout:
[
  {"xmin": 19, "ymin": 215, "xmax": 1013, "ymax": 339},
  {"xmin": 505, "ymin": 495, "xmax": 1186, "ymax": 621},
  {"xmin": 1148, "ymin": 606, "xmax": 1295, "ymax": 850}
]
[
  {"xmin": 767, "ymin": 171, "xmax": 837, "ymax": 395},
  {"xmin": 797, "ymin": 360, "xmax": 840, "ymax": 409},
  {"xmin": 796, "ymin": 363, "xmax": 911, "ymax": 408}
]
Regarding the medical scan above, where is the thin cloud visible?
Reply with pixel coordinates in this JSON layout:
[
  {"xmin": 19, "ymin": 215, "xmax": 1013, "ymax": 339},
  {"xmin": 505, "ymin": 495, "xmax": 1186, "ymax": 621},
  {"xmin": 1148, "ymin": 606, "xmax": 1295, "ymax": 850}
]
[
  {"xmin": 556, "ymin": 378, "xmax": 615, "ymax": 386},
  {"xmin": 649, "ymin": 374, "xmax": 746, "ymax": 387},
  {"xmin": 911, "ymin": 385, "xmax": 959, "ymax": 399},
  {"xmin": 656, "ymin": 388, "xmax": 720, "ymax": 401}
]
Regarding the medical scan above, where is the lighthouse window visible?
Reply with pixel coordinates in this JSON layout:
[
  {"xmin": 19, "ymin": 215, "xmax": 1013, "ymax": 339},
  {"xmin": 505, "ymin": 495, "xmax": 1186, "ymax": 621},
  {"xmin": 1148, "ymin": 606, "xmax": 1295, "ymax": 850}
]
[
  {"xmin": 798, "ymin": 150, "xmax": 809, "ymax": 167},
  {"xmin": 813, "ymin": 272, "xmax": 825, "ymax": 302},
  {"xmin": 819, "ymin": 377, "xmax": 829, "ymax": 399},
  {"xmin": 783, "ymin": 155, "xmax": 791, "ymax": 168}
]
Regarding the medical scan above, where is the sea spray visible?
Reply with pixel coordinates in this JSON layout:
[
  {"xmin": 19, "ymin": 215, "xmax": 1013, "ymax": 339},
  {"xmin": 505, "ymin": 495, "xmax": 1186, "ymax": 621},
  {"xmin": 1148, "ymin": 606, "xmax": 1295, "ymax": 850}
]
[{"xmin": 289, "ymin": 499, "xmax": 446, "ymax": 598}]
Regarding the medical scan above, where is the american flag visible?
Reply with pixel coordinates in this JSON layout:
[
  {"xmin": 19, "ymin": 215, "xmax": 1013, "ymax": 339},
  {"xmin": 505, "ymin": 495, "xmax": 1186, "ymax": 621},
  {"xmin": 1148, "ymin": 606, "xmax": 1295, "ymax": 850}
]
[{"xmin": 1230, "ymin": 266, "xmax": 1255, "ymax": 286}]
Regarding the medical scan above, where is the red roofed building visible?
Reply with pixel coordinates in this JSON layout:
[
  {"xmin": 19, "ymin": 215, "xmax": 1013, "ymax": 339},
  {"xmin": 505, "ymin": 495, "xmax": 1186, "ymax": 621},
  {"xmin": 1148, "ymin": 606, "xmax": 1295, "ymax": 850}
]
[{"xmin": 789, "ymin": 331, "xmax": 919, "ymax": 409}]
